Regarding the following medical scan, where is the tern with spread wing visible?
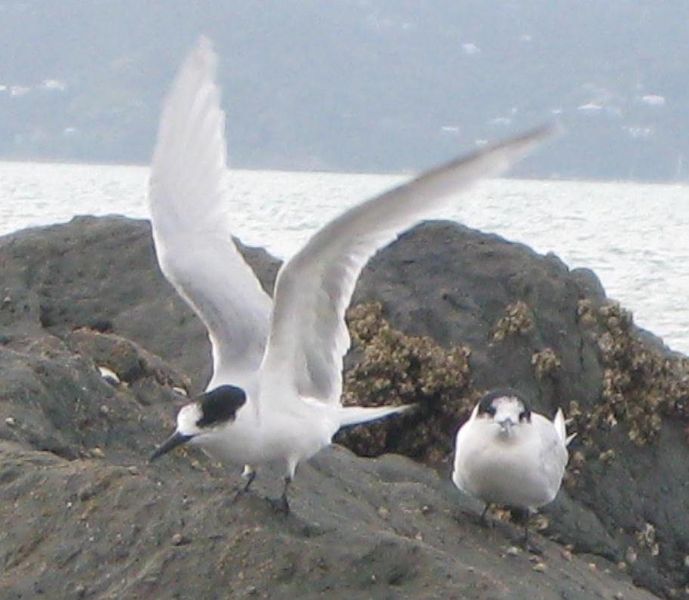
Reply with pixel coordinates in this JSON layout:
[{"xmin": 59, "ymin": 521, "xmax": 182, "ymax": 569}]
[{"xmin": 148, "ymin": 38, "xmax": 551, "ymax": 512}]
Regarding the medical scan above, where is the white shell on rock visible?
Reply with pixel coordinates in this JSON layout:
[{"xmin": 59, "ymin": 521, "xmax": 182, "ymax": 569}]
[{"xmin": 97, "ymin": 366, "xmax": 120, "ymax": 386}]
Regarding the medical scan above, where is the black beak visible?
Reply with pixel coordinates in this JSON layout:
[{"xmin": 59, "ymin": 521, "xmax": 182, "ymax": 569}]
[{"xmin": 149, "ymin": 431, "xmax": 192, "ymax": 462}]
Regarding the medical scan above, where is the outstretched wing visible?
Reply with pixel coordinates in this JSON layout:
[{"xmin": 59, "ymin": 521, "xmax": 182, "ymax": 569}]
[
  {"xmin": 258, "ymin": 127, "xmax": 552, "ymax": 409},
  {"xmin": 148, "ymin": 37, "xmax": 272, "ymax": 390}
]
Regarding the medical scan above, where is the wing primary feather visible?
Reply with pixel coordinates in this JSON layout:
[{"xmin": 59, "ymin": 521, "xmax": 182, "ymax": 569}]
[
  {"xmin": 259, "ymin": 126, "xmax": 554, "ymax": 408},
  {"xmin": 148, "ymin": 37, "xmax": 272, "ymax": 391}
]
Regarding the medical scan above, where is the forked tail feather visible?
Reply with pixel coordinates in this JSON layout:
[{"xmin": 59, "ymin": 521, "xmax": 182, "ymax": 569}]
[
  {"xmin": 554, "ymin": 408, "xmax": 577, "ymax": 446},
  {"xmin": 338, "ymin": 403, "xmax": 416, "ymax": 428}
]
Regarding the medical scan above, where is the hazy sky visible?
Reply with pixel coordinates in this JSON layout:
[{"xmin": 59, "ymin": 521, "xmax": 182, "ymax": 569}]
[{"xmin": 1, "ymin": 0, "xmax": 688, "ymax": 180}]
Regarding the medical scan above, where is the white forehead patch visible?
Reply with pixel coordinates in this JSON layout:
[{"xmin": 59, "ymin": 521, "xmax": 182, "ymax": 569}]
[
  {"xmin": 492, "ymin": 396, "xmax": 523, "ymax": 410},
  {"xmin": 177, "ymin": 403, "xmax": 203, "ymax": 435}
]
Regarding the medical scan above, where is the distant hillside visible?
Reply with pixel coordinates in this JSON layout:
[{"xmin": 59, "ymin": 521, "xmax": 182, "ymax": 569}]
[{"xmin": 1, "ymin": 0, "xmax": 688, "ymax": 180}]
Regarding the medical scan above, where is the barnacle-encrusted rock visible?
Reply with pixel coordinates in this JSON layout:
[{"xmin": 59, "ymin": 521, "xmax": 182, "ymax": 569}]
[
  {"xmin": 336, "ymin": 302, "xmax": 475, "ymax": 464},
  {"xmin": 636, "ymin": 523, "xmax": 660, "ymax": 558},
  {"xmin": 532, "ymin": 348, "xmax": 562, "ymax": 380},
  {"xmin": 577, "ymin": 298, "xmax": 598, "ymax": 327},
  {"xmin": 492, "ymin": 300, "xmax": 534, "ymax": 341},
  {"xmin": 569, "ymin": 302, "xmax": 689, "ymax": 447}
]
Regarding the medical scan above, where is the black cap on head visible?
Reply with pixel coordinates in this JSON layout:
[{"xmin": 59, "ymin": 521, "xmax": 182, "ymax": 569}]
[
  {"xmin": 477, "ymin": 388, "xmax": 531, "ymax": 421},
  {"xmin": 196, "ymin": 384, "xmax": 247, "ymax": 428}
]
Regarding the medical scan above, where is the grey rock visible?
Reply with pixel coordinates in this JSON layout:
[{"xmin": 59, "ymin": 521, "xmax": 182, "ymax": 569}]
[{"xmin": 0, "ymin": 215, "xmax": 685, "ymax": 598}]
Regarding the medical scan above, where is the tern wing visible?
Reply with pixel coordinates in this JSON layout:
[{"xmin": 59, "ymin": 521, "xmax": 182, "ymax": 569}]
[
  {"xmin": 451, "ymin": 404, "xmax": 480, "ymax": 493},
  {"xmin": 258, "ymin": 127, "xmax": 552, "ymax": 409},
  {"xmin": 148, "ymin": 38, "xmax": 272, "ymax": 389},
  {"xmin": 535, "ymin": 414, "xmax": 569, "ymax": 498}
]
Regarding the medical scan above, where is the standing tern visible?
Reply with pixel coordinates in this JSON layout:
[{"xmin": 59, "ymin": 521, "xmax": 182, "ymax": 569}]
[
  {"xmin": 452, "ymin": 389, "xmax": 574, "ymax": 547},
  {"xmin": 148, "ymin": 37, "xmax": 551, "ymax": 512}
]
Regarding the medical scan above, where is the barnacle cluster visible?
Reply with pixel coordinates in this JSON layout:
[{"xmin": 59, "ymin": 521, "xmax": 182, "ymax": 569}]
[
  {"xmin": 563, "ymin": 449, "xmax": 586, "ymax": 491},
  {"xmin": 570, "ymin": 301, "xmax": 689, "ymax": 447},
  {"xmin": 531, "ymin": 348, "xmax": 561, "ymax": 380},
  {"xmin": 492, "ymin": 300, "xmax": 534, "ymax": 341},
  {"xmin": 636, "ymin": 522, "xmax": 660, "ymax": 557},
  {"xmin": 576, "ymin": 298, "xmax": 598, "ymax": 327},
  {"xmin": 336, "ymin": 302, "xmax": 475, "ymax": 464}
]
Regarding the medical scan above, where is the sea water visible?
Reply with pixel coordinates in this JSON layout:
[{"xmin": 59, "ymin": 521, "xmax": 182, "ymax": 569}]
[{"xmin": 1, "ymin": 160, "xmax": 688, "ymax": 354}]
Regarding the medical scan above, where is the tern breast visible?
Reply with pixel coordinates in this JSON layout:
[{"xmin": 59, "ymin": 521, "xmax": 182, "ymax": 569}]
[{"xmin": 453, "ymin": 413, "xmax": 567, "ymax": 510}]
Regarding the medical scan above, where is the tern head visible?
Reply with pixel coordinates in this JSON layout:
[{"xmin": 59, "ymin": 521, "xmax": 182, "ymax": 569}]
[
  {"xmin": 476, "ymin": 388, "xmax": 531, "ymax": 436},
  {"xmin": 150, "ymin": 384, "xmax": 247, "ymax": 461}
]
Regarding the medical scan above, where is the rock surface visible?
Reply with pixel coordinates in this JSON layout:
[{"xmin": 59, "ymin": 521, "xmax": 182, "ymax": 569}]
[{"xmin": 0, "ymin": 215, "xmax": 687, "ymax": 598}]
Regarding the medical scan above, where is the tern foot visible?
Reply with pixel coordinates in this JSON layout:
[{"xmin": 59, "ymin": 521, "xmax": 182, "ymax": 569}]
[
  {"xmin": 507, "ymin": 507, "xmax": 541, "ymax": 553},
  {"xmin": 451, "ymin": 509, "xmax": 472, "ymax": 524},
  {"xmin": 231, "ymin": 467, "xmax": 257, "ymax": 504},
  {"xmin": 452, "ymin": 508, "xmax": 496, "ymax": 531},
  {"xmin": 231, "ymin": 487, "xmax": 248, "ymax": 504},
  {"xmin": 509, "ymin": 517, "xmax": 542, "ymax": 554},
  {"xmin": 267, "ymin": 475, "xmax": 292, "ymax": 515},
  {"xmin": 525, "ymin": 540, "xmax": 543, "ymax": 555},
  {"xmin": 515, "ymin": 533, "xmax": 543, "ymax": 555},
  {"xmin": 268, "ymin": 494, "xmax": 290, "ymax": 515},
  {"xmin": 451, "ymin": 505, "xmax": 495, "ymax": 527}
]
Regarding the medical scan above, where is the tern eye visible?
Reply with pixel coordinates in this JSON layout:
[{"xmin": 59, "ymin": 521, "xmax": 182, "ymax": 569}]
[
  {"xmin": 519, "ymin": 409, "xmax": 531, "ymax": 423},
  {"xmin": 485, "ymin": 405, "xmax": 496, "ymax": 417}
]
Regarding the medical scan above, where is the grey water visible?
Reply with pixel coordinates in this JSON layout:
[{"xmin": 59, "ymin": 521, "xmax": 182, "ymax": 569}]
[{"xmin": 1, "ymin": 160, "xmax": 688, "ymax": 354}]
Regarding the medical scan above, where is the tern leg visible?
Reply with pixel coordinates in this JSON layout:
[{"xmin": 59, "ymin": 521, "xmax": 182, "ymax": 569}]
[
  {"xmin": 522, "ymin": 522, "xmax": 543, "ymax": 554},
  {"xmin": 269, "ymin": 476, "xmax": 292, "ymax": 515},
  {"xmin": 521, "ymin": 522, "xmax": 542, "ymax": 554},
  {"xmin": 268, "ymin": 459, "xmax": 297, "ymax": 515},
  {"xmin": 479, "ymin": 503, "xmax": 491, "ymax": 527},
  {"xmin": 279, "ymin": 475, "xmax": 292, "ymax": 514},
  {"xmin": 231, "ymin": 465, "xmax": 257, "ymax": 503},
  {"xmin": 241, "ymin": 465, "xmax": 257, "ymax": 493},
  {"xmin": 511, "ymin": 507, "xmax": 542, "ymax": 554},
  {"xmin": 523, "ymin": 520, "xmax": 530, "ymax": 548}
]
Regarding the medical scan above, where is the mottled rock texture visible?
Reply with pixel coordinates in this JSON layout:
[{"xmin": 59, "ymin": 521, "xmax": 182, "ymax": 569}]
[{"xmin": 1, "ymin": 216, "xmax": 686, "ymax": 598}]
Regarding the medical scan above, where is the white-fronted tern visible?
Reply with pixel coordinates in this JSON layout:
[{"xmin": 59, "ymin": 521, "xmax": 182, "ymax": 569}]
[
  {"xmin": 148, "ymin": 37, "xmax": 551, "ymax": 513},
  {"xmin": 452, "ymin": 388, "xmax": 574, "ymax": 546}
]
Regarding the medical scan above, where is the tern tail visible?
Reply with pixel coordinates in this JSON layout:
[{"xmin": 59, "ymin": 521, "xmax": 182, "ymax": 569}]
[
  {"xmin": 338, "ymin": 403, "xmax": 416, "ymax": 428},
  {"xmin": 554, "ymin": 408, "xmax": 576, "ymax": 446}
]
